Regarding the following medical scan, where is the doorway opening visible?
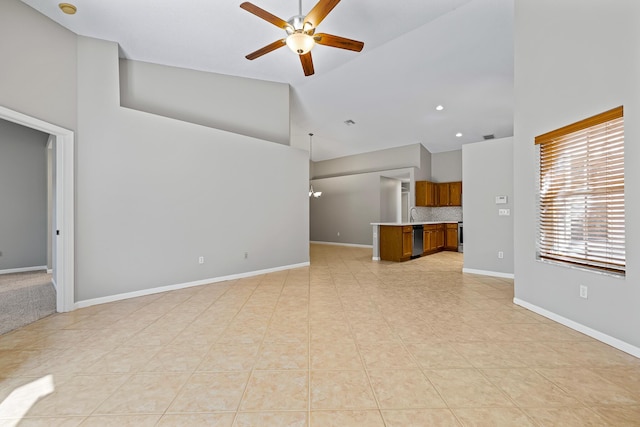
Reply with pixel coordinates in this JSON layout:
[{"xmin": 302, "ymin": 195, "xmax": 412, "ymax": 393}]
[{"xmin": 0, "ymin": 106, "xmax": 75, "ymax": 312}]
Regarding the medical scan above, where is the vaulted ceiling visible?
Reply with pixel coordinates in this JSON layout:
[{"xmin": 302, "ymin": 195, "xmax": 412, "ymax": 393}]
[{"xmin": 21, "ymin": 0, "xmax": 514, "ymax": 160}]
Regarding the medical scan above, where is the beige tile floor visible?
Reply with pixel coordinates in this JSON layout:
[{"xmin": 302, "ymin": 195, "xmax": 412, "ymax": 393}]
[{"xmin": 1, "ymin": 244, "xmax": 639, "ymax": 426}]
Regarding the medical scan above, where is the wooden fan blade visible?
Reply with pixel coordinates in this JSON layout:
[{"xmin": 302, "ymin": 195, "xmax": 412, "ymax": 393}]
[
  {"xmin": 300, "ymin": 52, "xmax": 315, "ymax": 76},
  {"xmin": 305, "ymin": 0, "xmax": 340, "ymax": 28},
  {"xmin": 314, "ymin": 33, "xmax": 364, "ymax": 52},
  {"xmin": 245, "ymin": 39, "xmax": 286, "ymax": 60},
  {"xmin": 240, "ymin": 2, "xmax": 291, "ymax": 30}
]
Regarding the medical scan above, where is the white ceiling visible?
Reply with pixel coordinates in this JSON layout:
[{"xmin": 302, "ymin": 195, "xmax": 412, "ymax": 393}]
[{"xmin": 21, "ymin": 0, "xmax": 514, "ymax": 161}]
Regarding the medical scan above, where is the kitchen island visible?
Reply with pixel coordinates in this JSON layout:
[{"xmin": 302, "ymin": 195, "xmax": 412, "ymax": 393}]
[{"xmin": 371, "ymin": 221, "xmax": 459, "ymax": 262}]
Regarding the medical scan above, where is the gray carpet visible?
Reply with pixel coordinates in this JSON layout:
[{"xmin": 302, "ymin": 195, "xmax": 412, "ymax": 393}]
[{"xmin": 0, "ymin": 271, "xmax": 56, "ymax": 335}]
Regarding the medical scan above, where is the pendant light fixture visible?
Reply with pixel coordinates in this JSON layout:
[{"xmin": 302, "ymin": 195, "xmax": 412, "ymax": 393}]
[{"xmin": 308, "ymin": 133, "xmax": 322, "ymax": 198}]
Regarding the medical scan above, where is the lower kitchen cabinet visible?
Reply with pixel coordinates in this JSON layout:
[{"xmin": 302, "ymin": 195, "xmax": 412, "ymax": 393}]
[
  {"xmin": 380, "ymin": 225, "xmax": 413, "ymax": 262},
  {"xmin": 436, "ymin": 224, "xmax": 445, "ymax": 249},
  {"xmin": 379, "ymin": 223, "xmax": 459, "ymax": 262},
  {"xmin": 423, "ymin": 224, "xmax": 443, "ymax": 253},
  {"xmin": 402, "ymin": 226, "xmax": 413, "ymax": 258},
  {"xmin": 445, "ymin": 223, "xmax": 458, "ymax": 251}
]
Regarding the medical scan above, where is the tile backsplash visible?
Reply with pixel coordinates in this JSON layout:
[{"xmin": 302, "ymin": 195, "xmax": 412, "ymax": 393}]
[{"xmin": 413, "ymin": 206, "xmax": 462, "ymax": 222}]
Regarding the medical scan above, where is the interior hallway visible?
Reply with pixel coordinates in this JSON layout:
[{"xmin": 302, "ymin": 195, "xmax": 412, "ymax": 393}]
[{"xmin": 0, "ymin": 244, "xmax": 639, "ymax": 426}]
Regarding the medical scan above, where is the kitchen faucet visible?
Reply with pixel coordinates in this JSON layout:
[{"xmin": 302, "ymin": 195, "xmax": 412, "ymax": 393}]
[{"xmin": 409, "ymin": 206, "xmax": 418, "ymax": 223}]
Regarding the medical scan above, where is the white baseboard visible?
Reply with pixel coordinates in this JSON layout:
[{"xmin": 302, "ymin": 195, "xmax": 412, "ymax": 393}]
[
  {"xmin": 75, "ymin": 261, "xmax": 310, "ymax": 309},
  {"xmin": 47, "ymin": 269, "xmax": 53, "ymax": 274},
  {"xmin": 311, "ymin": 241, "xmax": 373, "ymax": 249},
  {"xmin": 372, "ymin": 257, "xmax": 380, "ymax": 261},
  {"xmin": 514, "ymin": 298, "xmax": 640, "ymax": 359},
  {"xmin": 462, "ymin": 267, "xmax": 514, "ymax": 279},
  {"xmin": 0, "ymin": 265, "xmax": 47, "ymax": 275}
]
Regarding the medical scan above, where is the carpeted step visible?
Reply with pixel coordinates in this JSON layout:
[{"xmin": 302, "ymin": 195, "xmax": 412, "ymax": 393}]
[{"xmin": 0, "ymin": 271, "xmax": 56, "ymax": 335}]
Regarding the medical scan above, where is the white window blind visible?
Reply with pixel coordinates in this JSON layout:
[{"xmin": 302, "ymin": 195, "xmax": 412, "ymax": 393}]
[{"xmin": 535, "ymin": 106, "xmax": 625, "ymax": 274}]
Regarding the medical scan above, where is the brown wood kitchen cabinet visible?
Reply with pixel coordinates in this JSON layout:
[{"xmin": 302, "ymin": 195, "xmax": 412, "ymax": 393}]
[
  {"xmin": 402, "ymin": 226, "xmax": 413, "ymax": 258},
  {"xmin": 438, "ymin": 183, "xmax": 450, "ymax": 206},
  {"xmin": 436, "ymin": 224, "xmax": 445, "ymax": 249},
  {"xmin": 380, "ymin": 225, "xmax": 413, "ymax": 262},
  {"xmin": 445, "ymin": 223, "xmax": 458, "ymax": 251},
  {"xmin": 415, "ymin": 181, "xmax": 438, "ymax": 207},
  {"xmin": 416, "ymin": 181, "xmax": 462, "ymax": 207},
  {"xmin": 449, "ymin": 181, "xmax": 462, "ymax": 206},
  {"xmin": 423, "ymin": 224, "xmax": 440, "ymax": 253},
  {"xmin": 437, "ymin": 182, "xmax": 462, "ymax": 206}
]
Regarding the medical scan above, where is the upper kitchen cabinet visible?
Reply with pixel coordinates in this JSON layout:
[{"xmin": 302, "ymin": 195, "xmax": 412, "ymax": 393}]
[
  {"xmin": 415, "ymin": 181, "xmax": 438, "ymax": 207},
  {"xmin": 438, "ymin": 183, "xmax": 450, "ymax": 206},
  {"xmin": 448, "ymin": 181, "xmax": 462, "ymax": 206},
  {"xmin": 438, "ymin": 181, "xmax": 462, "ymax": 206},
  {"xmin": 416, "ymin": 181, "xmax": 462, "ymax": 207}
]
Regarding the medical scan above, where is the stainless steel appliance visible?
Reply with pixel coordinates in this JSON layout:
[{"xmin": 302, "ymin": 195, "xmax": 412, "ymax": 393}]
[
  {"xmin": 457, "ymin": 221, "xmax": 463, "ymax": 252},
  {"xmin": 412, "ymin": 224, "xmax": 423, "ymax": 257}
]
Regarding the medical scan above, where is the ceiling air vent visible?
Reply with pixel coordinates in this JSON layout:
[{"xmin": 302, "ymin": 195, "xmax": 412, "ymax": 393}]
[
  {"xmin": 344, "ymin": 119, "xmax": 356, "ymax": 126},
  {"xmin": 483, "ymin": 134, "xmax": 495, "ymax": 140}
]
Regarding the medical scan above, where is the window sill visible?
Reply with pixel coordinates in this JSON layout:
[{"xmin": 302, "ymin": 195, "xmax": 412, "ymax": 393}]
[{"xmin": 536, "ymin": 257, "xmax": 625, "ymax": 279}]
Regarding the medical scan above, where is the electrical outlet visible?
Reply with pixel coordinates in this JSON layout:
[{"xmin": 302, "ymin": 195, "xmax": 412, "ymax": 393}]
[
  {"xmin": 244, "ymin": 252, "xmax": 248, "ymax": 259},
  {"xmin": 198, "ymin": 256, "xmax": 204, "ymax": 264},
  {"xmin": 498, "ymin": 209, "xmax": 511, "ymax": 216},
  {"xmin": 498, "ymin": 251, "xmax": 504, "ymax": 259},
  {"xmin": 579, "ymin": 285, "xmax": 588, "ymax": 299}
]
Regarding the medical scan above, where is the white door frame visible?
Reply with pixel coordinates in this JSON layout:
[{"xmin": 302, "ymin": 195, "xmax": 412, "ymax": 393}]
[{"xmin": 0, "ymin": 106, "xmax": 75, "ymax": 312}]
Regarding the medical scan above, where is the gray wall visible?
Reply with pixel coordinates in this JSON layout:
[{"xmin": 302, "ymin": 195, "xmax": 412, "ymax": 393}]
[
  {"xmin": 310, "ymin": 143, "xmax": 434, "ymax": 246},
  {"xmin": 514, "ymin": 0, "xmax": 640, "ymax": 348},
  {"xmin": 313, "ymin": 143, "xmax": 422, "ymax": 178},
  {"xmin": 431, "ymin": 149, "xmax": 462, "ymax": 182},
  {"xmin": 0, "ymin": 119, "xmax": 49, "ymax": 270},
  {"xmin": 462, "ymin": 137, "xmax": 513, "ymax": 275},
  {"xmin": 1, "ymin": 0, "xmax": 309, "ymax": 304},
  {"xmin": 120, "ymin": 59, "xmax": 290, "ymax": 146},
  {"xmin": 415, "ymin": 144, "xmax": 432, "ymax": 181},
  {"xmin": 0, "ymin": 0, "xmax": 77, "ymax": 131},
  {"xmin": 379, "ymin": 177, "xmax": 401, "ymax": 223},
  {"xmin": 76, "ymin": 36, "xmax": 309, "ymax": 301},
  {"xmin": 310, "ymin": 168, "xmax": 414, "ymax": 246}
]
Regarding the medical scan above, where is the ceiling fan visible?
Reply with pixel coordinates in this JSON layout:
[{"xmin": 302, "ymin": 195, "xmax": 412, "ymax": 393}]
[{"xmin": 240, "ymin": 0, "xmax": 364, "ymax": 76}]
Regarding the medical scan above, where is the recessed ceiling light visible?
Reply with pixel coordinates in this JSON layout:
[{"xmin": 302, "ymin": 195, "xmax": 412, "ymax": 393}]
[
  {"xmin": 436, "ymin": 105, "xmax": 444, "ymax": 111},
  {"xmin": 455, "ymin": 132, "xmax": 463, "ymax": 137},
  {"xmin": 59, "ymin": 3, "xmax": 77, "ymax": 14}
]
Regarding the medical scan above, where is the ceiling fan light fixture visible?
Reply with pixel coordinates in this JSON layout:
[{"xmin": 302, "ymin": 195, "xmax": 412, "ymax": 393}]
[{"xmin": 286, "ymin": 32, "xmax": 315, "ymax": 55}]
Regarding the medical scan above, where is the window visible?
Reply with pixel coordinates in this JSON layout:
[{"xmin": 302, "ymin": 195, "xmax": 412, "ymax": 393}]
[{"xmin": 535, "ymin": 106, "xmax": 625, "ymax": 275}]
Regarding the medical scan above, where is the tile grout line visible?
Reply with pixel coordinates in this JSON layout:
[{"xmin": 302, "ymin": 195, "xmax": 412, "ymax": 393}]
[
  {"xmin": 230, "ymin": 272, "xmax": 288, "ymax": 425},
  {"xmin": 331, "ymin": 259, "xmax": 387, "ymax": 426},
  {"xmin": 307, "ymin": 263, "xmax": 312, "ymax": 427}
]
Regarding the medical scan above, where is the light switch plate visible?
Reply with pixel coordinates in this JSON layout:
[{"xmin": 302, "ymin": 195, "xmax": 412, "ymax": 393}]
[{"xmin": 495, "ymin": 195, "xmax": 508, "ymax": 204}]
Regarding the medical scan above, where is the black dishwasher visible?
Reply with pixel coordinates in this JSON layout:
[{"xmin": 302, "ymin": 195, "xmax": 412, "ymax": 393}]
[{"xmin": 412, "ymin": 225, "xmax": 423, "ymax": 258}]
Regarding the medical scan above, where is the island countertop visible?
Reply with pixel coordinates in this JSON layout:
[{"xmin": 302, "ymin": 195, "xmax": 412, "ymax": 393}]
[{"xmin": 371, "ymin": 221, "xmax": 460, "ymax": 226}]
